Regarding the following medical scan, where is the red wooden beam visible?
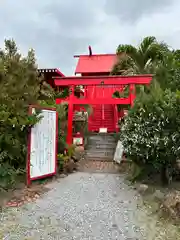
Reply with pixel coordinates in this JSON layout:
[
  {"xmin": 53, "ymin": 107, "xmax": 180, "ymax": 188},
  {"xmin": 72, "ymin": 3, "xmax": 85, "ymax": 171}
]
[
  {"xmin": 56, "ymin": 97, "xmax": 131, "ymax": 105},
  {"xmin": 54, "ymin": 75, "xmax": 153, "ymax": 86}
]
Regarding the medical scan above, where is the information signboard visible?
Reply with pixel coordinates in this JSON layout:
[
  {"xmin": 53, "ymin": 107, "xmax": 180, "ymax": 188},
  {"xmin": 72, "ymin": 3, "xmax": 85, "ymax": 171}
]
[
  {"xmin": 113, "ymin": 140, "xmax": 124, "ymax": 164},
  {"xmin": 27, "ymin": 105, "xmax": 58, "ymax": 185},
  {"xmin": 73, "ymin": 137, "xmax": 83, "ymax": 145}
]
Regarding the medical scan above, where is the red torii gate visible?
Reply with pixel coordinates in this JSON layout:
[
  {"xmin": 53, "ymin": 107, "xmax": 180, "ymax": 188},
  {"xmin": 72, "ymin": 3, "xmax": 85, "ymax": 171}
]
[{"xmin": 54, "ymin": 75, "xmax": 152, "ymax": 145}]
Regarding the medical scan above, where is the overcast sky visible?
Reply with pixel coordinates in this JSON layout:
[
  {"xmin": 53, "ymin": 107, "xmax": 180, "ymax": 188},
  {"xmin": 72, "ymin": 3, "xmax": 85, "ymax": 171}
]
[{"xmin": 0, "ymin": 0, "xmax": 179, "ymax": 75}]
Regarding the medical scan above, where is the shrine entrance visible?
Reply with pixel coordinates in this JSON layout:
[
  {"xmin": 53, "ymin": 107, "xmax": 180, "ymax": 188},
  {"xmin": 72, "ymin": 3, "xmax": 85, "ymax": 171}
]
[{"xmin": 55, "ymin": 75, "xmax": 152, "ymax": 148}]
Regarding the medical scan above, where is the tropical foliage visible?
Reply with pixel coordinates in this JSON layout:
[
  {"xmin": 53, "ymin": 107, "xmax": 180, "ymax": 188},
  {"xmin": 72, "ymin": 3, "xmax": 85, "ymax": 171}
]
[
  {"xmin": 112, "ymin": 36, "xmax": 170, "ymax": 75},
  {"xmin": 0, "ymin": 39, "xmax": 63, "ymax": 190},
  {"xmin": 113, "ymin": 36, "xmax": 180, "ymax": 184},
  {"xmin": 0, "ymin": 39, "xmax": 92, "ymax": 189},
  {"xmin": 121, "ymin": 87, "xmax": 180, "ymax": 183}
]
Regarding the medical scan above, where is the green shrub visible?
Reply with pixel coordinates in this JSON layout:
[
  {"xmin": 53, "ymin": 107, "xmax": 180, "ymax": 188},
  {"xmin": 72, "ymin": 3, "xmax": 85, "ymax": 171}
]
[
  {"xmin": 120, "ymin": 87, "xmax": 180, "ymax": 184},
  {"xmin": 0, "ymin": 39, "xmax": 54, "ymax": 190}
]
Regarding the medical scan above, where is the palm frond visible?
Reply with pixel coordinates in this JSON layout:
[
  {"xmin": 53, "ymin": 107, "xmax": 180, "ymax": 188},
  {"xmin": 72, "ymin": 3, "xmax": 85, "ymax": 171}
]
[
  {"xmin": 117, "ymin": 44, "xmax": 138, "ymax": 56},
  {"xmin": 113, "ymin": 36, "xmax": 172, "ymax": 77},
  {"xmin": 138, "ymin": 36, "xmax": 157, "ymax": 54}
]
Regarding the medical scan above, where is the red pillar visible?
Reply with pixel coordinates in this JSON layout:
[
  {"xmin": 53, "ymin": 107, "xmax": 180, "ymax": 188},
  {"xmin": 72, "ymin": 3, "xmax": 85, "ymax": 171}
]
[
  {"xmin": 84, "ymin": 86, "xmax": 87, "ymax": 98},
  {"xmin": 66, "ymin": 86, "xmax": 74, "ymax": 145},
  {"xmin": 102, "ymin": 85, "xmax": 105, "ymax": 121}
]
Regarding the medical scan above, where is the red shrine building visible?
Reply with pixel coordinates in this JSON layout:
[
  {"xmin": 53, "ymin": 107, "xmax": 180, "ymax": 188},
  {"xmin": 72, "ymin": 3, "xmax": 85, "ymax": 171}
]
[
  {"xmin": 38, "ymin": 46, "xmax": 152, "ymax": 145},
  {"xmin": 74, "ymin": 50, "xmax": 120, "ymax": 133}
]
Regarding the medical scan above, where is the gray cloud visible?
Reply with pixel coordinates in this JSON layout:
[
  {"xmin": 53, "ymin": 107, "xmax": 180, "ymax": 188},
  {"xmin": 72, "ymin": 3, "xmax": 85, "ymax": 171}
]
[
  {"xmin": 0, "ymin": 0, "xmax": 179, "ymax": 75},
  {"xmin": 105, "ymin": 0, "xmax": 175, "ymax": 23},
  {"xmin": 0, "ymin": 0, "xmax": 99, "ymax": 74}
]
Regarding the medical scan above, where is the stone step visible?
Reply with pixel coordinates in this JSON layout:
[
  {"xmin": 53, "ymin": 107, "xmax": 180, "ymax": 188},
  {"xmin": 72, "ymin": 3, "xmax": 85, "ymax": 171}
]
[
  {"xmin": 87, "ymin": 149, "xmax": 114, "ymax": 152},
  {"xmin": 87, "ymin": 146, "xmax": 115, "ymax": 151},
  {"xmin": 88, "ymin": 138, "xmax": 115, "ymax": 143},
  {"xmin": 88, "ymin": 139, "xmax": 115, "ymax": 142},
  {"xmin": 89, "ymin": 134, "xmax": 115, "ymax": 138},
  {"xmin": 89, "ymin": 135, "xmax": 115, "ymax": 138},
  {"xmin": 88, "ymin": 138, "xmax": 115, "ymax": 142},
  {"xmin": 86, "ymin": 151, "xmax": 114, "ymax": 156},
  {"xmin": 88, "ymin": 144, "xmax": 115, "ymax": 148},
  {"xmin": 87, "ymin": 144, "xmax": 115, "ymax": 148},
  {"xmin": 89, "ymin": 133, "xmax": 115, "ymax": 137},
  {"xmin": 86, "ymin": 149, "xmax": 115, "ymax": 153},
  {"xmin": 88, "ymin": 143, "xmax": 115, "ymax": 147},
  {"xmin": 89, "ymin": 135, "xmax": 115, "ymax": 140},
  {"xmin": 87, "ymin": 145, "xmax": 115, "ymax": 149},
  {"xmin": 86, "ymin": 133, "xmax": 116, "ymax": 162},
  {"xmin": 88, "ymin": 132, "xmax": 115, "ymax": 136}
]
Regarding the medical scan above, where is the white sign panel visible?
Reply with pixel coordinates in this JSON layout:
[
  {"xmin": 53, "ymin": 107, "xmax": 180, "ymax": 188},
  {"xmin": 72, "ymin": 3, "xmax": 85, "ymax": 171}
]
[
  {"xmin": 29, "ymin": 108, "xmax": 57, "ymax": 179},
  {"xmin": 73, "ymin": 137, "xmax": 83, "ymax": 145},
  {"xmin": 113, "ymin": 140, "xmax": 124, "ymax": 164},
  {"xmin": 99, "ymin": 128, "xmax": 107, "ymax": 133}
]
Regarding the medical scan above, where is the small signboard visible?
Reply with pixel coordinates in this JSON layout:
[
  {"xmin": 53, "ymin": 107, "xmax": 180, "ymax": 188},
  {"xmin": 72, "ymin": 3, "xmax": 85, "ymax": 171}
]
[
  {"xmin": 73, "ymin": 137, "xmax": 83, "ymax": 146},
  {"xmin": 27, "ymin": 106, "xmax": 58, "ymax": 185},
  {"xmin": 124, "ymin": 110, "xmax": 128, "ymax": 116},
  {"xmin": 99, "ymin": 128, "xmax": 107, "ymax": 133},
  {"xmin": 113, "ymin": 140, "xmax": 124, "ymax": 164}
]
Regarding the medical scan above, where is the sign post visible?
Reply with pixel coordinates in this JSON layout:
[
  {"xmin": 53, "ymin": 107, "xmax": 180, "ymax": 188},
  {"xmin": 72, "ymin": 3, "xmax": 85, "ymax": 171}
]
[
  {"xmin": 27, "ymin": 105, "xmax": 58, "ymax": 186},
  {"xmin": 113, "ymin": 140, "xmax": 124, "ymax": 164}
]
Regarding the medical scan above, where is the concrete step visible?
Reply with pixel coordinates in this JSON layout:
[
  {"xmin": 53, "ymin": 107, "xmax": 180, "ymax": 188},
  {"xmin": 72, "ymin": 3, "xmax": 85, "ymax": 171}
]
[
  {"xmin": 86, "ymin": 150, "xmax": 115, "ymax": 154},
  {"xmin": 89, "ymin": 132, "xmax": 115, "ymax": 135},
  {"xmin": 88, "ymin": 141, "xmax": 116, "ymax": 146},
  {"xmin": 86, "ymin": 146, "xmax": 115, "ymax": 151},
  {"xmin": 86, "ymin": 148, "xmax": 115, "ymax": 153},
  {"xmin": 87, "ymin": 146, "xmax": 115, "ymax": 150},
  {"xmin": 88, "ymin": 132, "xmax": 115, "ymax": 136},
  {"xmin": 86, "ymin": 152, "xmax": 115, "ymax": 156},
  {"xmin": 88, "ymin": 142, "xmax": 115, "ymax": 146},
  {"xmin": 86, "ymin": 133, "xmax": 116, "ymax": 162},
  {"xmin": 87, "ymin": 143, "xmax": 114, "ymax": 148},
  {"xmin": 88, "ymin": 135, "xmax": 115, "ymax": 140},
  {"xmin": 87, "ymin": 145, "xmax": 115, "ymax": 151},
  {"xmin": 89, "ymin": 138, "xmax": 115, "ymax": 144},
  {"xmin": 86, "ymin": 145, "xmax": 115, "ymax": 149},
  {"xmin": 88, "ymin": 140, "xmax": 115, "ymax": 144}
]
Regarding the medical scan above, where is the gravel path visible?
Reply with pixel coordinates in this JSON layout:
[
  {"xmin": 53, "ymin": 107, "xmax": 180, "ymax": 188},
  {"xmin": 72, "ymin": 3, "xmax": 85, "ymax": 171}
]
[{"xmin": 0, "ymin": 172, "xmax": 147, "ymax": 239}]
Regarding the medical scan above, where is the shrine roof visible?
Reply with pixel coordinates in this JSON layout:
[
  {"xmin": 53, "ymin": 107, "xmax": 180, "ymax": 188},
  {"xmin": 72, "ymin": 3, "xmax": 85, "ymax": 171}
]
[
  {"xmin": 38, "ymin": 68, "xmax": 65, "ymax": 77},
  {"xmin": 74, "ymin": 54, "xmax": 118, "ymax": 74}
]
